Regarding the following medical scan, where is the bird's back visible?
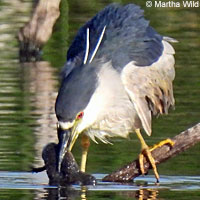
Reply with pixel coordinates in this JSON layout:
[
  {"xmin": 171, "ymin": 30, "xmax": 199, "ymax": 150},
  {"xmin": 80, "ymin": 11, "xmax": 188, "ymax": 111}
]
[
  {"xmin": 62, "ymin": 3, "xmax": 163, "ymax": 77},
  {"xmin": 56, "ymin": 3, "xmax": 176, "ymax": 139}
]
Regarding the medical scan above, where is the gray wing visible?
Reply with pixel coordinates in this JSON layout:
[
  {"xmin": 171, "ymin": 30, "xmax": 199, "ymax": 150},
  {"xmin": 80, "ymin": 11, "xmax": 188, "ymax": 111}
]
[
  {"xmin": 121, "ymin": 38, "xmax": 176, "ymax": 136},
  {"xmin": 62, "ymin": 3, "xmax": 163, "ymax": 78}
]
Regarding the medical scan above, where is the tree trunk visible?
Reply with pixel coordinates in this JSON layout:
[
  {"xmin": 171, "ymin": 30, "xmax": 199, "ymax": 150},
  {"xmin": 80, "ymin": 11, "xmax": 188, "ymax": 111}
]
[
  {"xmin": 18, "ymin": 0, "xmax": 61, "ymax": 61},
  {"xmin": 103, "ymin": 122, "xmax": 200, "ymax": 182}
]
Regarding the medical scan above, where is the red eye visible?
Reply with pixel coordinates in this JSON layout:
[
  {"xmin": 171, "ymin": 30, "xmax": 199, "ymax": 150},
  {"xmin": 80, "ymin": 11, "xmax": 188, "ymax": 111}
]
[{"xmin": 77, "ymin": 111, "xmax": 84, "ymax": 119}]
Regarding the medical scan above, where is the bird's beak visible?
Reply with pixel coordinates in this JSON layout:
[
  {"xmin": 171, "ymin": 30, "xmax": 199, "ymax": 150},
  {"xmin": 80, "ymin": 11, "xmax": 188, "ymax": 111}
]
[
  {"xmin": 57, "ymin": 122, "xmax": 80, "ymax": 172},
  {"xmin": 57, "ymin": 127, "xmax": 71, "ymax": 172}
]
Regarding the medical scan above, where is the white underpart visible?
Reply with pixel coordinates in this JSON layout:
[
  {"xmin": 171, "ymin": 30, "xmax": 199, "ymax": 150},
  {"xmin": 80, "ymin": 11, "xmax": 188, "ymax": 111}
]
[
  {"xmin": 75, "ymin": 39, "xmax": 175, "ymax": 143},
  {"xmin": 83, "ymin": 28, "xmax": 90, "ymax": 64},
  {"xmin": 87, "ymin": 129, "xmax": 113, "ymax": 144},
  {"xmin": 77, "ymin": 62, "xmax": 139, "ymax": 143},
  {"xmin": 89, "ymin": 25, "xmax": 107, "ymax": 63}
]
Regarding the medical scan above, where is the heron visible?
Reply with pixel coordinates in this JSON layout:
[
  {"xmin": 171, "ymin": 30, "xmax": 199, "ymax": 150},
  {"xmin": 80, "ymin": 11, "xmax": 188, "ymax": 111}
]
[{"xmin": 55, "ymin": 3, "xmax": 176, "ymax": 182}]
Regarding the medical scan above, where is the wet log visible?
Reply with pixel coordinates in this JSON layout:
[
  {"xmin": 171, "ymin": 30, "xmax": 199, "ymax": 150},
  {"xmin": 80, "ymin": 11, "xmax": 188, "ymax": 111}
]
[
  {"xmin": 103, "ymin": 122, "xmax": 200, "ymax": 182},
  {"xmin": 32, "ymin": 142, "xmax": 96, "ymax": 186},
  {"xmin": 18, "ymin": 0, "xmax": 61, "ymax": 61},
  {"xmin": 42, "ymin": 143, "xmax": 96, "ymax": 186}
]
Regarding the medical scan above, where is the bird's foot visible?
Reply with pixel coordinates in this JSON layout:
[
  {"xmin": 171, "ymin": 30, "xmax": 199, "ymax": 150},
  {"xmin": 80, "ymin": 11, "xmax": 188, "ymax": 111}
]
[
  {"xmin": 150, "ymin": 138, "xmax": 174, "ymax": 152},
  {"xmin": 139, "ymin": 147, "xmax": 160, "ymax": 183},
  {"xmin": 139, "ymin": 138, "xmax": 174, "ymax": 183}
]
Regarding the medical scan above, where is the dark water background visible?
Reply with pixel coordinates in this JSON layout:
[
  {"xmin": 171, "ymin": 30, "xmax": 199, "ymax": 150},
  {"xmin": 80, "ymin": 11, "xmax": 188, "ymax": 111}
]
[{"xmin": 0, "ymin": 0, "xmax": 200, "ymax": 199}]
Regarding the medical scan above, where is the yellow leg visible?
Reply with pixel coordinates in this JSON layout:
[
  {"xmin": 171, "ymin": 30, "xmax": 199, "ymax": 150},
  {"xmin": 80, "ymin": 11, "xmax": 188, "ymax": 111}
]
[
  {"xmin": 135, "ymin": 129, "xmax": 160, "ymax": 182},
  {"xmin": 135, "ymin": 129, "xmax": 174, "ymax": 182},
  {"xmin": 80, "ymin": 134, "xmax": 90, "ymax": 172}
]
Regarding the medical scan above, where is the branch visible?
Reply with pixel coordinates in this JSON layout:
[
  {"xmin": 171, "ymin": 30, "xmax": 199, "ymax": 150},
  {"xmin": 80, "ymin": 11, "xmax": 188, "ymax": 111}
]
[
  {"xmin": 103, "ymin": 122, "xmax": 200, "ymax": 182},
  {"xmin": 18, "ymin": 0, "xmax": 61, "ymax": 61}
]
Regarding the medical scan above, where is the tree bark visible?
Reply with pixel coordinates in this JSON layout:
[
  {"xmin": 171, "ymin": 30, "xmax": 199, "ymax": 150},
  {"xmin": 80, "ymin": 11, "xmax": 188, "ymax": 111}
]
[
  {"xmin": 103, "ymin": 122, "xmax": 200, "ymax": 182},
  {"xmin": 18, "ymin": 0, "xmax": 61, "ymax": 61}
]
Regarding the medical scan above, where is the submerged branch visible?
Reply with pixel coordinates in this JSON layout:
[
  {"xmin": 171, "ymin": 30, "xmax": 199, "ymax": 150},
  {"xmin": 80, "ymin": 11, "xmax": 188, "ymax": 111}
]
[{"xmin": 103, "ymin": 122, "xmax": 200, "ymax": 182}]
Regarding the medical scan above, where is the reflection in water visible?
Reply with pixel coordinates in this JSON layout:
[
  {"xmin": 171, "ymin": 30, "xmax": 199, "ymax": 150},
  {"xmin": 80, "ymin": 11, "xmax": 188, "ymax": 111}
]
[
  {"xmin": 44, "ymin": 187, "xmax": 81, "ymax": 200},
  {"xmin": 136, "ymin": 189, "xmax": 158, "ymax": 200},
  {"xmin": 0, "ymin": 0, "xmax": 32, "ymax": 61},
  {"xmin": 118, "ymin": 189, "xmax": 158, "ymax": 200},
  {"xmin": 0, "ymin": 0, "xmax": 34, "ymax": 171},
  {"xmin": 81, "ymin": 186, "xmax": 88, "ymax": 200},
  {"xmin": 21, "ymin": 61, "xmax": 58, "ymax": 167},
  {"xmin": 41, "ymin": 187, "xmax": 159, "ymax": 200},
  {"xmin": 0, "ymin": 171, "xmax": 200, "ymax": 199},
  {"xmin": 43, "ymin": 187, "xmax": 159, "ymax": 200}
]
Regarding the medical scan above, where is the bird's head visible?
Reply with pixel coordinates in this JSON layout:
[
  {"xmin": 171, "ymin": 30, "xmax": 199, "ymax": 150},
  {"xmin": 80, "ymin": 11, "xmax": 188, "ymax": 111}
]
[
  {"xmin": 55, "ymin": 60, "xmax": 99, "ymax": 172},
  {"xmin": 55, "ymin": 19, "xmax": 109, "ymax": 172}
]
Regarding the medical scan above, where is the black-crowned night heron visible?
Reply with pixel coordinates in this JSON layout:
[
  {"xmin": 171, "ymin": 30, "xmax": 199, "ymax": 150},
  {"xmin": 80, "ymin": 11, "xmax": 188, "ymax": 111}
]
[{"xmin": 55, "ymin": 3, "xmax": 176, "ymax": 182}]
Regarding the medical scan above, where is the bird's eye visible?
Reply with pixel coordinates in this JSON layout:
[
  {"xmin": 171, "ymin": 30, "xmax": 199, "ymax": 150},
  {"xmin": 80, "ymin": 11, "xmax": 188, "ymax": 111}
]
[{"xmin": 77, "ymin": 111, "xmax": 84, "ymax": 120}]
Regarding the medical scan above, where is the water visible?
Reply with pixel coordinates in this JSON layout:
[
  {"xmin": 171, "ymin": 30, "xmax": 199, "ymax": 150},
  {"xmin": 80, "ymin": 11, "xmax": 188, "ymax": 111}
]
[
  {"xmin": 0, "ymin": 172, "xmax": 200, "ymax": 199},
  {"xmin": 0, "ymin": 0, "xmax": 200, "ymax": 199}
]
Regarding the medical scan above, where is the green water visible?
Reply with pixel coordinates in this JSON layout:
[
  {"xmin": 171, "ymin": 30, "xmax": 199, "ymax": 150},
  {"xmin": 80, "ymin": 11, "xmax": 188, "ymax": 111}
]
[{"xmin": 0, "ymin": 0, "xmax": 200, "ymax": 199}]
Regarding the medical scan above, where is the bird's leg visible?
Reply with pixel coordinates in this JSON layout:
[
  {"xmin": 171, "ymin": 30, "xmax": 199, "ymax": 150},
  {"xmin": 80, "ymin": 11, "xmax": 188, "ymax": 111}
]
[
  {"xmin": 135, "ymin": 129, "xmax": 160, "ymax": 182},
  {"xmin": 135, "ymin": 129, "xmax": 175, "ymax": 182},
  {"xmin": 80, "ymin": 134, "xmax": 90, "ymax": 172}
]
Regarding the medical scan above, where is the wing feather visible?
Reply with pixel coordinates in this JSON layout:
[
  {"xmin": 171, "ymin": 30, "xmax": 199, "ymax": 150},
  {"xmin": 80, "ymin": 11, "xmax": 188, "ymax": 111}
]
[{"xmin": 121, "ymin": 40, "xmax": 175, "ymax": 136}]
